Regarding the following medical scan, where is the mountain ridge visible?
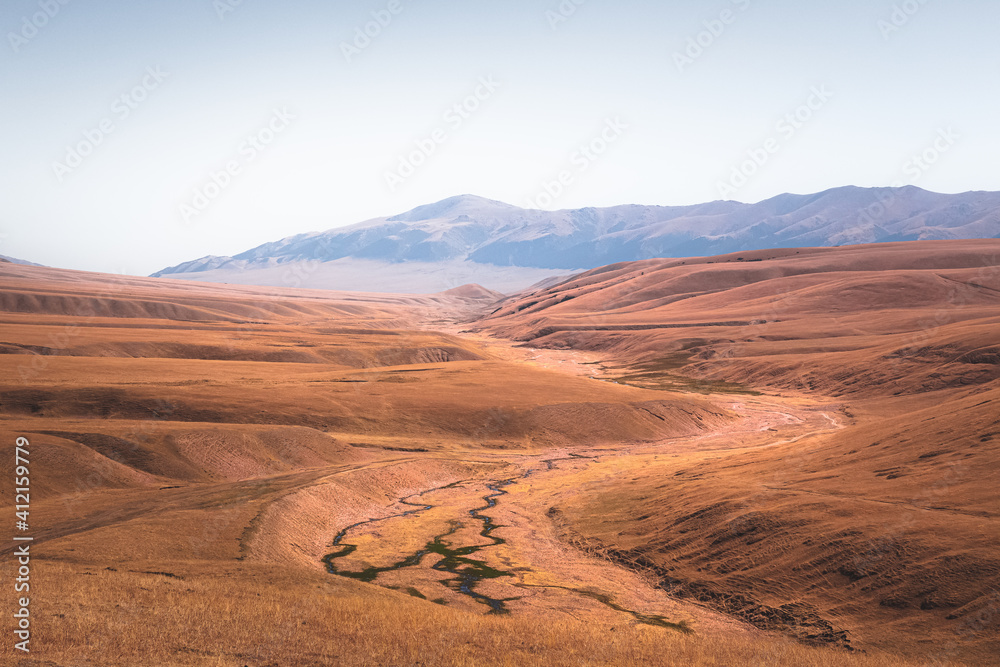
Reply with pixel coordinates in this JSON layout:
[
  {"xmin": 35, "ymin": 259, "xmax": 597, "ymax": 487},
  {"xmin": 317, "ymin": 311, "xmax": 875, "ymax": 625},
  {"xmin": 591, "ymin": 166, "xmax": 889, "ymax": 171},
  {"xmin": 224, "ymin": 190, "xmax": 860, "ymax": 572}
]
[{"xmin": 152, "ymin": 186, "xmax": 1000, "ymax": 293}]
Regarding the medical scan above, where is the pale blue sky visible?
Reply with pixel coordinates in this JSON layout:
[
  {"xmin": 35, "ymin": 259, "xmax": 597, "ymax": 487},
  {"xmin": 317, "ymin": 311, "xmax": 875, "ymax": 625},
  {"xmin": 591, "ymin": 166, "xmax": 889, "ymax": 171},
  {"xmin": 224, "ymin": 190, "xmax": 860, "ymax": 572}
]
[{"xmin": 1, "ymin": 0, "xmax": 997, "ymax": 274}]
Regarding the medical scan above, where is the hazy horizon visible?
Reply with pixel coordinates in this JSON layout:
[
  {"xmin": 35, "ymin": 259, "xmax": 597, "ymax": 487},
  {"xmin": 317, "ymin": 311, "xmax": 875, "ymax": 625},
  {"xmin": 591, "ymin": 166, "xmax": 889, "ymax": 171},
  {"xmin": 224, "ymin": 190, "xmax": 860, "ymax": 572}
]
[
  {"xmin": 3, "ymin": 5, "xmax": 999, "ymax": 660},
  {"xmin": 2, "ymin": 0, "xmax": 998, "ymax": 275}
]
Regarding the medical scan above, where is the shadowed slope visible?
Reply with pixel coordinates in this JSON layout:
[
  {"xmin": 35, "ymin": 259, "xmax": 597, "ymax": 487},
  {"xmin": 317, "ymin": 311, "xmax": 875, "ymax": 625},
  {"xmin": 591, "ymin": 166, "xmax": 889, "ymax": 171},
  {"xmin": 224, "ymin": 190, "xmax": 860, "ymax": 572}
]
[{"xmin": 477, "ymin": 240, "xmax": 1000, "ymax": 663}]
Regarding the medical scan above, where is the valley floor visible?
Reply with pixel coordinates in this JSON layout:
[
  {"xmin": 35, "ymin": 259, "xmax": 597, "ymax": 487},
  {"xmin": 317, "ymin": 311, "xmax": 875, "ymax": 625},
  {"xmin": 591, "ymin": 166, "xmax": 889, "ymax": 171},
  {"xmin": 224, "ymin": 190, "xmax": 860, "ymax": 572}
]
[
  {"xmin": 2, "ymin": 247, "xmax": 998, "ymax": 666},
  {"xmin": 3, "ymin": 383, "xmax": 905, "ymax": 667}
]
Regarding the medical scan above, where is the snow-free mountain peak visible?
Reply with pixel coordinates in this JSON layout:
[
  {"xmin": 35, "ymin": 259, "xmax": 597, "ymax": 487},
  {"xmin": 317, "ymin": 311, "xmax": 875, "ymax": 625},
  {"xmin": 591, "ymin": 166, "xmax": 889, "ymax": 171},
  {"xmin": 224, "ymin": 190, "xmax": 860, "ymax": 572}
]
[
  {"xmin": 386, "ymin": 194, "xmax": 518, "ymax": 223},
  {"xmin": 152, "ymin": 186, "xmax": 1000, "ymax": 293}
]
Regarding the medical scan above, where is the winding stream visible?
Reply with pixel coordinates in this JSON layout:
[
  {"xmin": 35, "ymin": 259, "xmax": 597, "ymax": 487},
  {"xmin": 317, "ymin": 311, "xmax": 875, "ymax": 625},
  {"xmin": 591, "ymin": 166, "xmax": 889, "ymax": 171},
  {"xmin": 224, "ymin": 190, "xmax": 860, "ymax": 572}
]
[
  {"xmin": 322, "ymin": 456, "xmax": 691, "ymax": 629},
  {"xmin": 322, "ymin": 479, "xmax": 520, "ymax": 612}
]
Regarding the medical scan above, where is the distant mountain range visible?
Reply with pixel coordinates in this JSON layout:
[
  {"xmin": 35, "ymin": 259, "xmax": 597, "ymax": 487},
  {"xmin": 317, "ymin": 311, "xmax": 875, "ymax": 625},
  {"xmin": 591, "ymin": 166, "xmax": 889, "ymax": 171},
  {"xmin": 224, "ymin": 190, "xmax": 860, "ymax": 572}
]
[
  {"xmin": 0, "ymin": 255, "xmax": 44, "ymax": 267},
  {"xmin": 153, "ymin": 186, "xmax": 1000, "ymax": 293}
]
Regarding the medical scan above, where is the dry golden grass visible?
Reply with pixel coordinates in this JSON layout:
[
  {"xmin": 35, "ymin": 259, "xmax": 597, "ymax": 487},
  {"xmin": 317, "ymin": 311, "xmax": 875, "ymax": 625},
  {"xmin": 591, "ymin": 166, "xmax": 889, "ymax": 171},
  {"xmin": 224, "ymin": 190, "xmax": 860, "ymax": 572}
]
[
  {"xmin": 2, "ymin": 247, "xmax": 997, "ymax": 666},
  {"xmin": 5, "ymin": 562, "xmax": 918, "ymax": 667},
  {"xmin": 478, "ymin": 240, "xmax": 1000, "ymax": 664}
]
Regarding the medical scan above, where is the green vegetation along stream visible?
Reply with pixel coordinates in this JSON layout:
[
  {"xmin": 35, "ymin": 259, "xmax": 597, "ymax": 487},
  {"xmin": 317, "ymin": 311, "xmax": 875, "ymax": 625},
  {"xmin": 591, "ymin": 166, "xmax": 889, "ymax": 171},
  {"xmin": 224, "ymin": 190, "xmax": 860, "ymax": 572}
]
[
  {"xmin": 322, "ymin": 479, "xmax": 520, "ymax": 613},
  {"xmin": 322, "ymin": 457, "xmax": 691, "ymax": 629}
]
